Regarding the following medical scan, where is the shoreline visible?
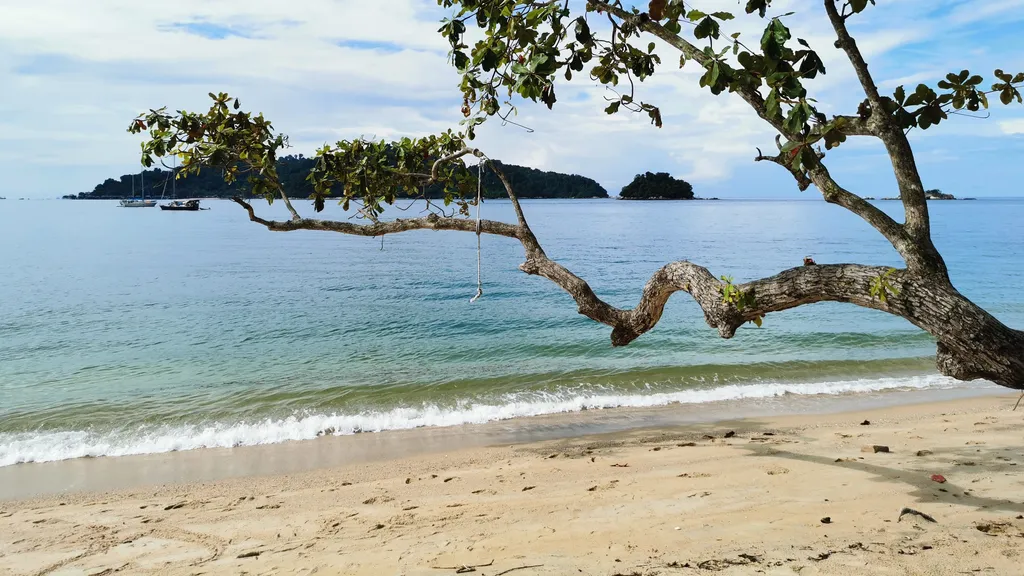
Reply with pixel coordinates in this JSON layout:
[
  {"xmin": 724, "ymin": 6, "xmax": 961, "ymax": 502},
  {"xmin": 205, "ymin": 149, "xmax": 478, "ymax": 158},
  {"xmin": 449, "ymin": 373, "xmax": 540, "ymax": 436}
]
[
  {"xmin": 0, "ymin": 383, "xmax": 1004, "ymax": 501},
  {"xmin": 2, "ymin": 392, "xmax": 1022, "ymax": 575}
]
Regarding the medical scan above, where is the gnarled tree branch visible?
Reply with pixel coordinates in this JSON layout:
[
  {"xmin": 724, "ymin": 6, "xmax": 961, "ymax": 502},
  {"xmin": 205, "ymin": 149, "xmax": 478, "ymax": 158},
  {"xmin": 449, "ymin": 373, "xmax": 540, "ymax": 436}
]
[{"xmin": 230, "ymin": 147, "xmax": 1024, "ymax": 390}]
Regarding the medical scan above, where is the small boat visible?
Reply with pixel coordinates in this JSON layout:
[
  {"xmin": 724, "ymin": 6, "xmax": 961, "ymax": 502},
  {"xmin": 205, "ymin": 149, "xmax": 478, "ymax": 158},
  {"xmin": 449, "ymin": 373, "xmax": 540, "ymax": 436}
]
[
  {"xmin": 160, "ymin": 199, "xmax": 202, "ymax": 211},
  {"xmin": 120, "ymin": 171, "xmax": 156, "ymax": 207},
  {"xmin": 158, "ymin": 161, "xmax": 207, "ymax": 211},
  {"xmin": 121, "ymin": 199, "xmax": 157, "ymax": 207}
]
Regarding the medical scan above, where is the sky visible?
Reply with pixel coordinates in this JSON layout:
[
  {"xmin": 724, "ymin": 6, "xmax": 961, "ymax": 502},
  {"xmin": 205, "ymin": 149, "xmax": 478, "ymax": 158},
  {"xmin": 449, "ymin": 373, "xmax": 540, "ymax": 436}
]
[{"xmin": 2, "ymin": 0, "xmax": 1023, "ymax": 199}]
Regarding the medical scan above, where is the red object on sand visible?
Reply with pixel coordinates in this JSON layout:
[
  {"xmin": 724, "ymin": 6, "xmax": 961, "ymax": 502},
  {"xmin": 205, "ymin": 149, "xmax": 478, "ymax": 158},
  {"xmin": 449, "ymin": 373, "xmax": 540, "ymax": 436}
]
[{"xmin": 930, "ymin": 474, "xmax": 947, "ymax": 483}]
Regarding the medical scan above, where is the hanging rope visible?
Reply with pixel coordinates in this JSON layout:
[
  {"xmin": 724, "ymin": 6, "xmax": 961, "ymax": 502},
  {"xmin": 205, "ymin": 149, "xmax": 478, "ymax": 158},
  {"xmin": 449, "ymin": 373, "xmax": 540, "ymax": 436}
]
[{"xmin": 470, "ymin": 160, "xmax": 484, "ymax": 303}]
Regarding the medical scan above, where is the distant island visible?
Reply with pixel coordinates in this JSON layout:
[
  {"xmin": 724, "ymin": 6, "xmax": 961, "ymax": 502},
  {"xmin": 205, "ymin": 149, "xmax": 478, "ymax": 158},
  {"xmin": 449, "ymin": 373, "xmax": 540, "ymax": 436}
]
[
  {"xmin": 618, "ymin": 171, "xmax": 707, "ymax": 200},
  {"xmin": 865, "ymin": 189, "xmax": 976, "ymax": 201},
  {"xmin": 65, "ymin": 155, "xmax": 609, "ymax": 200}
]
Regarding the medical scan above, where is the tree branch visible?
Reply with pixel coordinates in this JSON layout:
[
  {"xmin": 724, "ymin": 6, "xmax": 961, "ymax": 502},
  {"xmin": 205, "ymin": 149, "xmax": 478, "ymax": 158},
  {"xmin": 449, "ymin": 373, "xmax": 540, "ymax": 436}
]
[
  {"xmin": 754, "ymin": 142, "xmax": 823, "ymax": 191},
  {"xmin": 824, "ymin": 0, "xmax": 939, "ymax": 272},
  {"xmin": 431, "ymin": 147, "xmax": 484, "ymax": 181},
  {"xmin": 232, "ymin": 195, "xmax": 903, "ymax": 350},
  {"xmin": 823, "ymin": 1, "xmax": 884, "ymax": 109},
  {"xmin": 277, "ymin": 185, "xmax": 301, "ymax": 221},
  {"xmin": 830, "ymin": 115, "xmax": 874, "ymax": 136},
  {"xmin": 232, "ymin": 175, "xmax": 1024, "ymax": 389},
  {"xmin": 231, "ymin": 197, "xmax": 524, "ymax": 239}
]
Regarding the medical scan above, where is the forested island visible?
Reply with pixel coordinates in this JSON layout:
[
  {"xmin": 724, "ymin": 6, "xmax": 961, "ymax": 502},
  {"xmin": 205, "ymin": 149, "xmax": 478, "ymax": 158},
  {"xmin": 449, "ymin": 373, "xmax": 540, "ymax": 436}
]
[
  {"xmin": 65, "ymin": 155, "xmax": 608, "ymax": 200},
  {"xmin": 618, "ymin": 171, "xmax": 702, "ymax": 200}
]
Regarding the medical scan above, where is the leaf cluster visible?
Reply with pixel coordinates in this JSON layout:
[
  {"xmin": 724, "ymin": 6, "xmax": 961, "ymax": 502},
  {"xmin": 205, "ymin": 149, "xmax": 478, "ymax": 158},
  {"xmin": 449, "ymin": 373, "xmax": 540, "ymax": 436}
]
[
  {"xmin": 868, "ymin": 268, "xmax": 900, "ymax": 303},
  {"xmin": 128, "ymin": 92, "xmax": 289, "ymax": 203},
  {"xmin": 129, "ymin": 93, "xmax": 480, "ymax": 218},
  {"xmin": 720, "ymin": 275, "xmax": 763, "ymax": 327},
  {"xmin": 869, "ymin": 69, "xmax": 1024, "ymax": 132}
]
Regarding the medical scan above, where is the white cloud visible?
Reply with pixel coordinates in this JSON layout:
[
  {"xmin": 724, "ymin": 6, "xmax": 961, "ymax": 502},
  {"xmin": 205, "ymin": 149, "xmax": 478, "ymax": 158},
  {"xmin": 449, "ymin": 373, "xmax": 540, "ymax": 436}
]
[
  {"xmin": 1000, "ymin": 119, "xmax": 1024, "ymax": 134},
  {"xmin": 1, "ymin": 0, "xmax": 1023, "ymax": 198}
]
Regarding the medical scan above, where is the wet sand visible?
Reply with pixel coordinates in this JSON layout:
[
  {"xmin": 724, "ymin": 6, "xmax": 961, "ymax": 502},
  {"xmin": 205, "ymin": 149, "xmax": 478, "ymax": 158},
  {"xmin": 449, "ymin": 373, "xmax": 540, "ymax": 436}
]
[{"xmin": 2, "ymin": 393, "xmax": 1024, "ymax": 575}]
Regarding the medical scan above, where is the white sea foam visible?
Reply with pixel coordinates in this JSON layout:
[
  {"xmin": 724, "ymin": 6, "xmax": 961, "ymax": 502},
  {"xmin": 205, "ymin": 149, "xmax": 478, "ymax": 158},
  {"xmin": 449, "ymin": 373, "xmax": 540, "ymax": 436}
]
[{"xmin": 0, "ymin": 374, "xmax": 970, "ymax": 466}]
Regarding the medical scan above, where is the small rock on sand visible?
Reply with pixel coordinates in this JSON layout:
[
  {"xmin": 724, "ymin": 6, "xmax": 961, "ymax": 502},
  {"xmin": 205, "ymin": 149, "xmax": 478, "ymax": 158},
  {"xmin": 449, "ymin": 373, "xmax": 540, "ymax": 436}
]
[{"xmin": 861, "ymin": 445, "xmax": 890, "ymax": 453}]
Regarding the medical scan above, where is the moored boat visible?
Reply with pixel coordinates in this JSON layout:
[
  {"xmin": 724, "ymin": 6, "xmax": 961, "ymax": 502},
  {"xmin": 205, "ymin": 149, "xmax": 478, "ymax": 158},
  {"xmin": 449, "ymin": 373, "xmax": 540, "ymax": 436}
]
[
  {"xmin": 160, "ymin": 199, "xmax": 202, "ymax": 211},
  {"xmin": 119, "ymin": 171, "xmax": 156, "ymax": 207}
]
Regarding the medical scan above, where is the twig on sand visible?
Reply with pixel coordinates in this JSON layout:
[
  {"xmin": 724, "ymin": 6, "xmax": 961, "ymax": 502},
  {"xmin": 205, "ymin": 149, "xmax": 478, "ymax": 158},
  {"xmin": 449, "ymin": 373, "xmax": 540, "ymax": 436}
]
[
  {"xmin": 898, "ymin": 507, "xmax": 937, "ymax": 523},
  {"xmin": 494, "ymin": 565, "xmax": 545, "ymax": 576},
  {"xmin": 1013, "ymin": 391, "xmax": 1024, "ymax": 411},
  {"xmin": 431, "ymin": 559, "xmax": 494, "ymax": 573}
]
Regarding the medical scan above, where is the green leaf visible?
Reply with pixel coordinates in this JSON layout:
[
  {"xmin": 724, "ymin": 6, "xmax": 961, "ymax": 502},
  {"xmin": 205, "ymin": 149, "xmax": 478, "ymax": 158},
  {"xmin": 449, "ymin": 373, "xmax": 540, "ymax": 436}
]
[
  {"xmin": 687, "ymin": 9, "xmax": 707, "ymax": 21},
  {"xmin": 760, "ymin": 18, "xmax": 790, "ymax": 61},
  {"xmin": 694, "ymin": 17, "xmax": 719, "ymax": 40},
  {"xmin": 745, "ymin": 0, "xmax": 769, "ymax": 17},
  {"xmin": 893, "ymin": 85, "xmax": 906, "ymax": 105},
  {"xmin": 784, "ymin": 101, "xmax": 811, "ymax": 134},
  {"xmin": 765, "ymin": 89, "xmax": 781, "ymax": 119},
  {"xmin": 605, "ymin": 101, "xmax": 621, "ymax": 114},
  {"xmin": 752, "ymin": 315, "xmax": 763, "ymax": 328},
  {"xmin": 710, "ymin": 11, "xmax": 734, "ymax": 20}
]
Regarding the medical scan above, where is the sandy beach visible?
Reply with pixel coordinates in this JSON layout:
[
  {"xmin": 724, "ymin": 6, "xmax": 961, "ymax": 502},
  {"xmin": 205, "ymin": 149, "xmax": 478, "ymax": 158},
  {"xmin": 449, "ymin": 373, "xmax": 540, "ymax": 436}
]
[{"xmin": 2, "ymin": 394, "xmax": 1023, "ymax": 575}]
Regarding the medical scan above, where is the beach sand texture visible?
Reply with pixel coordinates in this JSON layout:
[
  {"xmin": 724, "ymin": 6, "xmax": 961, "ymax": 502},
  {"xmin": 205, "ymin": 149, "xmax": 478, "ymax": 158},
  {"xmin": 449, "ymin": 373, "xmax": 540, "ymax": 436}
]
[{"xmin": 2, "ymin": 395, "xmax": 1023, "ymax": 575}]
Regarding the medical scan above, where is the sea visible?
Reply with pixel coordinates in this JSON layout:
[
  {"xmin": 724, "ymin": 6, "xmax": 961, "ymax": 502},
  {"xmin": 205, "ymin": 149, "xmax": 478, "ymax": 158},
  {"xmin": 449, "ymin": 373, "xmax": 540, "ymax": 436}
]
[{"xmin": 1, "ymin": 198, "xmax": 1021, "ymax": 469}]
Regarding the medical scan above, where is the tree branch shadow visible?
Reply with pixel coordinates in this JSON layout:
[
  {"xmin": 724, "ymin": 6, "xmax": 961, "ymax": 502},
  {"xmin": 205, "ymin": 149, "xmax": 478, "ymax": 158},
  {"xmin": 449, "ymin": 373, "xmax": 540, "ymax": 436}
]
[{"xmin": 743, "ymin": 442, "xmax": 1024, "ymax": 515}]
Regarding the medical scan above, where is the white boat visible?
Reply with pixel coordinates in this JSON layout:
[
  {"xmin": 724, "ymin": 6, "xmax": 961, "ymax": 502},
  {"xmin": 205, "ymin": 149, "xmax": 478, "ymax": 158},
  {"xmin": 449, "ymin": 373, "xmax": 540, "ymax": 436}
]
[{"xmin": 119, "ymin": 170, "xmax": 156, "ymax": 207}]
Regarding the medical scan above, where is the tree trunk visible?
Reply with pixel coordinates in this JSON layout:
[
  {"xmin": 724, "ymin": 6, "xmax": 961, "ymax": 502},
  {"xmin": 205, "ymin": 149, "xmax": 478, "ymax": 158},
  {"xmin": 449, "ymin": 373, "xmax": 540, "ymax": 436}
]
[{"xmin": 908, "ymin": 281, "xmax": 1024, "ymax": 390}]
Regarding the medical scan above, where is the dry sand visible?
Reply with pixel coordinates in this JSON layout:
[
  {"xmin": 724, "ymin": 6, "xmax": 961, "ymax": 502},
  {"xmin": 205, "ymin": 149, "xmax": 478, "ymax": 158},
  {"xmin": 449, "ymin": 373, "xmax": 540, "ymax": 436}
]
[{"xmin": 2, "ymin": 394, "xmax": 1024, "ymax": 576}]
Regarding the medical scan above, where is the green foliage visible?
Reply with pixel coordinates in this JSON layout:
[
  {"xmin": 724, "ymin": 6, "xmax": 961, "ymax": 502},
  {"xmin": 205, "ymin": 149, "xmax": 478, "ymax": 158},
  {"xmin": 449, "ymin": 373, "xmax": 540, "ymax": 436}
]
[
  {"xmin": 129, "ymin": 94, "xmax": 484, "ymax": 218},
  {"xmin": 310, "ymin": 133, "xmax": 475, "ymax": 215},
  {"xmin": 128, "ymin": 92, "xmax": 288, "ymax": 203},
  {"xmin": 127, "ymin": 2, "xmax": 1024, "ymax": 219},
  {"xmin": 720, "ymin": 275, "xmax": 763, "ymax": 327},
  {"xmin": 432, "ymin": 0, "xmax": 1024, "ymax": 170},
  {"xmin": 619, "ymin": 172, "xmax": 693, "ymax": 200},
  {"xmin": 874, "ymin": 69, "xmax": 1024, "ymax": 132},
  {"xmin": 869, "ymin": 268, "xmax": 901, "ymax": 303}
]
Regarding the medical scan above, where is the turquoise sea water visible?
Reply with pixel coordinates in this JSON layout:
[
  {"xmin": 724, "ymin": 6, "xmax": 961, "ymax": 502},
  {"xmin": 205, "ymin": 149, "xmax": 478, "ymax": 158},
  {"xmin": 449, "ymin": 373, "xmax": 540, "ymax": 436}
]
[{"xmin": 1, "ymin": 198, "xmax": 1021, "ymax": 466}]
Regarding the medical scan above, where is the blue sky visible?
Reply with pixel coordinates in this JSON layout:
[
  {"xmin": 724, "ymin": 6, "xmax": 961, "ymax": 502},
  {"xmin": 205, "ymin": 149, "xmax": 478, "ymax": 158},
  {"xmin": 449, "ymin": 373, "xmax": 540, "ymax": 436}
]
[{"xmin": 1, "ymin": 0, "xmax": 1023, "ymax": 199}]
